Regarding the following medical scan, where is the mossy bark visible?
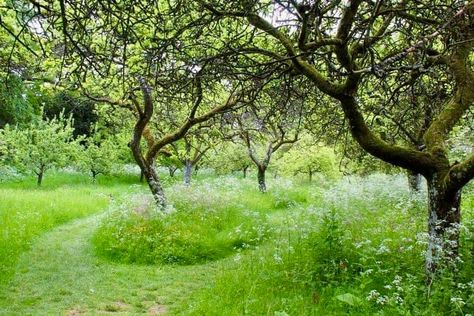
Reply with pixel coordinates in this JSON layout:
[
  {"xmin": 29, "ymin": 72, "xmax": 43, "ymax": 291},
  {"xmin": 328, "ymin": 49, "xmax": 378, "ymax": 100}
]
[
  {"xmin": 407, "ymin": 170, "xmax": 422, "ymax": 193},
  {"xmin": 426, "ymin": 174, "xmax": 461, "ymax": 282},
  {"xmin": 142, "ymin": 163, "xmax": 167, "ymax": 209}
]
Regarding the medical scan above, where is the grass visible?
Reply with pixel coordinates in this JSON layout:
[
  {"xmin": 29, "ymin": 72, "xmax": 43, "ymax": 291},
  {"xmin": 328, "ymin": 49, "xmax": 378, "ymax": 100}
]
[
  {"xmin": 0, "ymin": 171, "xmax": 142, "ymax": 285},
  {"xmin": 0, "ymin": 212, "xmax": 217, "ymax": 315},
  {"xmin": 92, "ymin": 176, "xmax": 314, "ymax": 265},
  {"xmin": 0, "ymin": 170, "xmax": 472, "ymax": 315},
  {"xmin": 181, "ymin": 175, "xmax": 474, "ymax": 315}
]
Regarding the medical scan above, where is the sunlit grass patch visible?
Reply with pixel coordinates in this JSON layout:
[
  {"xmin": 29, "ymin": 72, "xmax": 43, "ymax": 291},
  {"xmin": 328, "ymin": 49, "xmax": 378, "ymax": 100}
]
[{"xmin": 0, "ymin": 187, "xmax": 110, "ymax": 285}]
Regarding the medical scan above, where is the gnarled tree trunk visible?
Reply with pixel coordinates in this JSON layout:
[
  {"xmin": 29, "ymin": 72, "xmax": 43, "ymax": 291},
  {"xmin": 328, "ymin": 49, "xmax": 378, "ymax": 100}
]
[
  {"xmin": 242, "ymin": 165, "xmax": 248, "ymax": 178},
  {"xmin": 408, "ymin": 170, "xmax": 422, "ymax": 193},
  {"xmin": 142, "ymin": 163, "xmax": 167, "ymax": 209},
  {"xmin": 425, "ymin": 174, "xmax": 462, "ymax": 279}
]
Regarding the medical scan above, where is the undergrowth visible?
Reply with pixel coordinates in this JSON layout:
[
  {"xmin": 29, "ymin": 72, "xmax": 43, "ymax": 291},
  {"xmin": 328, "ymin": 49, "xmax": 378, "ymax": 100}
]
[
  {"xmin": 92, "ymin": 176, "xmax": 314, "ymax": 265},
  {"xmin": 183, "ymin": 174, "xmax": 474, "ymax": 315}
]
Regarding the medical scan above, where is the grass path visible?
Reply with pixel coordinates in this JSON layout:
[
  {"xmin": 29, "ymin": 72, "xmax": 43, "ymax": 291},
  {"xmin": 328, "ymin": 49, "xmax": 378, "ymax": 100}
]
[{"xmin": 0, "ymin": 211, "xmax": 216, "ymax": 315}]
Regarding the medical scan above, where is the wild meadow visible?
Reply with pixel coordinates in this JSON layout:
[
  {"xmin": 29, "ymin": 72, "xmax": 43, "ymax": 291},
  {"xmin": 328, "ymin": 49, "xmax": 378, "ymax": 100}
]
[{"xmin": 0, "ymin": 168, "xmax": 472, "ymax": 315}]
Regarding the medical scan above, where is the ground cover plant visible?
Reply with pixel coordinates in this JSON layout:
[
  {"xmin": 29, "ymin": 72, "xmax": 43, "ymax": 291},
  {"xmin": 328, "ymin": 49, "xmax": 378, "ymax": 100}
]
[
  {"xmin": 92, "ymin": 176, "xmax": 311, "ymax": 265},
  {"xmin": 0, "ymin": 171, "xmax": 472, "ymax": 315}
]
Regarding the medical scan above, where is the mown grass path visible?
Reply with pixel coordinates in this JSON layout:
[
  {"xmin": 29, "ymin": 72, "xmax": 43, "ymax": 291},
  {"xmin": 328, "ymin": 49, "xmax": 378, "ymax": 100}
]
[{"xmin": 0, "ymin": 211, "xmax": 216, "ymax": 315}]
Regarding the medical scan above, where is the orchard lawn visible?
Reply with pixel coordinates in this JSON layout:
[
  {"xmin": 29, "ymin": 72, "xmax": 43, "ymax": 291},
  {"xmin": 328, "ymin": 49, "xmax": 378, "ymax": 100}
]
[{"xmin": 0, "ymin": 171, "xmax": 473, "ymax": 315}]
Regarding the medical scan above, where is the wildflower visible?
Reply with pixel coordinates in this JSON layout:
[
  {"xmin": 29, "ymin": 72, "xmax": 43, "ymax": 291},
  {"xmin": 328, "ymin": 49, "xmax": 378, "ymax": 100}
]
[
  {"xmin": 366, "ymin": 290, "xmax": 380, "ymax": 301},
  {"xmin": 376, "ymin": 295, "xmax": 389, "ymax": 305},
  {"xmin": 392, "ymin": 293, "xmax": 404, "ymax": 305},
  {"xmin": 457, "ymin": 283, "xmax": 467, "ymax": 290},
  {"xmin": 468, "ymin": 280, "xmax": 474, "ymax": 289},
  {"xmin": 450, "ymin": 297, "xmax": 465, "ymax": 307},
  {"xmin": 376, "ymin": 244, "xmax": 390, "ymax": 254},
  {"xmin": 273, "ymin": 253, "xmax": 283, "ymax": 264},
  {"xmin": 392, "ymin": 275, "xmax": 402, "ymax": 285}
]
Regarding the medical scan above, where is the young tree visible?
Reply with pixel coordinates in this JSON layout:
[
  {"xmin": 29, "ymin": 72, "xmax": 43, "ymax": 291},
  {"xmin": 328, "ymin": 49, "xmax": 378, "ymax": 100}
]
[
  {"xmin": 242, "ymin": 129, "xmax": 298, "ymax": 193},
  {"xmin": 2, "ymin": 113, "xmax": 80, "ymax": 186},
  {"xmin": 276, "ymin": 134, "xmax": 339, "ymax": 182},
  {"xmin": 78, "ymin": 136, "xmax": 118, "ymax": 181},
  {"xmin": 224, "ymin": 79, "xmax": 304, "ymax": 192},
  {"xmin": 171, "ymin": 133, "xmax": 214, "ymax": 186},
  {"xmin": 207, "ymin": 142, "xmax": 252, "ymax": 178},
  {"xmin": 158, "ymin": 152, "xmax": 182, "ymax": 178}
]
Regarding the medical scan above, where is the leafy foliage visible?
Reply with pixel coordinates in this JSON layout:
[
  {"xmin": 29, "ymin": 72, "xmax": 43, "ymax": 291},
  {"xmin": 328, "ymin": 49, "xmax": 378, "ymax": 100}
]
[
  {"xmin": 44, "ymin": 91, "xmax": 99, "ymax": 138},
  {"xmin": 276, "ymin": 134, "xmax": 340, "ymax": 181},
  {"xmin": 1, "ymin": 112, "xmax": 81, "ymax": 185},
  {"xmin": 0, "ymin": 75, "xmax": 38, "ymax": 127},
  {"xmin": 77, "ymin": 134, "xmax": 119, "ymax": 180}
]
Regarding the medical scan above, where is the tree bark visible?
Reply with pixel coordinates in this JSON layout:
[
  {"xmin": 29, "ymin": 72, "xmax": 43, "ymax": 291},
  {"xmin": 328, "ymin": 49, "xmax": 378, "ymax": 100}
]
[
  {"xmin": 425, "ymin": 174, "xmax": 462, "ymax": 282},
  {"xmin": 257, "ymin": 165, "xmax": 267, "ymax": 193},
  {"xmin": 407, "ymin": 170, "xmax": 422, "ymax": 193},
  {"xmin": 168, "ymin": 166, "xmax": 177, "ymax": 177},
  {"xmin": 309, "ymin": 168, "xmax": 313, "ymax": 182},
  {"xmin": 142, "ymin": 163, "xmax": 167, "ymax": 209},
  {"xmin": 139, "ymin": 169, "xmax": 144, "ymax": 183},
  {"xmin": 243, "ymin": 165, "xmax": 248, "ymax": 178},
  {"xmin": 92, "ymin": 170, "xmax": 99, "ymax": 182},
  {"xmin": 184, "ymin": 159, "xmax": 193, "ymax": 186},
  {"xmin": 36, "ymin": 167, "xmax": 44, "ymax": 187}
]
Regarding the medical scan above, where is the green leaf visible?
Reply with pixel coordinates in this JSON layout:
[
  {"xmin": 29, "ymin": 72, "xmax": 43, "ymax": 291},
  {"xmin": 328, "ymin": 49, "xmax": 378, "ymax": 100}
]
[{"xmin": 335, "ymin": 293, "xmax": 361, "ymax": 306}]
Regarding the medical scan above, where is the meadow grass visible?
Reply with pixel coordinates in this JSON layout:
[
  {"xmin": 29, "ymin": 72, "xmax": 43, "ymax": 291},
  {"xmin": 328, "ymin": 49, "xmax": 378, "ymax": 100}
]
[
  {"xmin": 92, "ymin": 176, "xmax": 315, "ymax": 265},
  {"xmin": 0, "ymin": 170, "xmax": 472, "ymax": 315},
  {"xmin": 182, "ymin": 175, "xmax": 474, "ymax": 316},
  {"xmin": 0, "ymin": 171, "xmax": 142, "ymax": 285}
]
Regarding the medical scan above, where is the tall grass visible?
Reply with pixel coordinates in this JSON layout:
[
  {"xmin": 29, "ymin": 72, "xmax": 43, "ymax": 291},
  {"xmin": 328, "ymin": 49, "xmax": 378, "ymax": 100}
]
[
  {"xmin": 92, "ymin": 176, "xmax": 316, "ymax": 265},
  {"xmin": 183, "ymin": 174, "xmax": 474, "ymax": 315},
  {"xmin": 1, "ymin": 169, "xmax": 472, "ymax": 314}
]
